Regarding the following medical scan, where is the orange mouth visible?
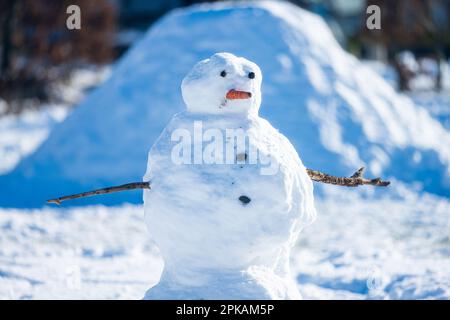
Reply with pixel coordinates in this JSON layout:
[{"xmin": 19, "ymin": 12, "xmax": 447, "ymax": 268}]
[{"xmin": 226, "ymin": 89, "xmax": 252, "ymax": 100}]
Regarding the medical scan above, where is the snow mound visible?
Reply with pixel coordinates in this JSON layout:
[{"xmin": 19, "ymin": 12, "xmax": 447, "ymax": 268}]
[
  {"xmin": 1, "ymin": 0, "xmax": 449, "ymax": 207},
  {"xmin": 0, "ymin": 106, "xmax": 68, "ymax": 175}
]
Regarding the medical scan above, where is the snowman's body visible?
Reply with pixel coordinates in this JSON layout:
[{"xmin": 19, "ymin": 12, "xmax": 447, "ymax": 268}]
[{"xmin": 143, "ymin": 53, "xmax": 316, "ymax": 299}]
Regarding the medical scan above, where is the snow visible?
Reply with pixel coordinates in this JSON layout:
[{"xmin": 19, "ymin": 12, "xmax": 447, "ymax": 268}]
[
  {"xmin": 0, "ymin": 66, "xmax": 110, "ymax": 175},
  {"xmin": 412, "ymin": 93, "xmax": 450, "ymax": 131},
  {"xmin": 143, "ymin": 53, "xmax": 315, "ymax": 299},
  {"xmin": 0, "ymin": 205, "xmax": 162, "ymax": 299},
  {"xmin": 1, "ymin": 188, "xmax": 449, "ymax": 299},
  {"xmin": 0, "ymin": 106, "xmax": 68, "ymax": 175},
  {"xmin": 180, "ymin": 52, "xmax": 262, "ymax": 115},
  {"xmin": 297, "ymin": 187, "xmax": 450, "ymax": 300},
  {"xmin": 364, "ymin": 60, "xmax": 450, "ymax": 134},
  {"xmin": 2, "ymin": 0, "xmax": 450, "ymax": 207}
]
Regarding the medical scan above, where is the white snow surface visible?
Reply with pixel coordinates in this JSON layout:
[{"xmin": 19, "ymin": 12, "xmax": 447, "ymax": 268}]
[
  {"xmin": 0, "ymin": 205, "xmax": 162, "ymax": 300},
  {"xmin": 143, "ymin": 53, "xmax": 315, "ymax": 299},
  {"xmin": 1, "ymin": 188, "xmax": 449, "ymax": 299},
  {"xmin": 2, "ymin": 0, "xmax": 450, "ymax": 207}
]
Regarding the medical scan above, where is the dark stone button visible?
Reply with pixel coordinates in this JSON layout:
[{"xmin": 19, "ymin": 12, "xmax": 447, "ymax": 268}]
[{"xmin": 239, "ymin": 195, "xmax": 251, "ymax": 205}]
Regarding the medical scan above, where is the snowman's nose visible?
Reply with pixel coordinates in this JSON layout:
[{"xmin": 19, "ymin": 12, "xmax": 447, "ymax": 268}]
[{"xmin": 226, "ymin": 89, "xmax": 252, "ymax": 100}]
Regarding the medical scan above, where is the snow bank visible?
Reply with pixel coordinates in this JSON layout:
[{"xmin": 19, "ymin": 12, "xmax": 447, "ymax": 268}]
[{"xmin": 1, "ymin": 0, "xmax": 449, "ymax": 207}]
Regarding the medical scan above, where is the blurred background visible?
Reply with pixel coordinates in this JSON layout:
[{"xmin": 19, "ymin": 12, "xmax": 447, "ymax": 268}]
[
  {"xmin": 1, "ymin": 0, "xmax": 450, "ymax": 300},
  {"xmin": 1, "ymin": 0, "xmax": 449, "ymax": 114}
]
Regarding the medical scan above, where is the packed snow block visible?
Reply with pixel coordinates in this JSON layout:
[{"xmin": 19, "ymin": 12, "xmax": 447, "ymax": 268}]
[{"xmin": 1, "ymin": 1, "xmax": 450, "ymax": 207}]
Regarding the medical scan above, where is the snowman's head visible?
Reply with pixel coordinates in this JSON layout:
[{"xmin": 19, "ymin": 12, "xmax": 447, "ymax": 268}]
[{"xmin": 181, "ymin": 53, "xmax": 262, "ymax": 115}]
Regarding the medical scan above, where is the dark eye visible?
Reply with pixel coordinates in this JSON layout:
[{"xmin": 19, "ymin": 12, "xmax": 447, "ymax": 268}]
[
  {"xmin": 220, "ymin": 70, "xmax": 227, "ymax": 77},
  {"xmin": 248, "ymin": 72, "xmax": 255, "ymax": 79}
]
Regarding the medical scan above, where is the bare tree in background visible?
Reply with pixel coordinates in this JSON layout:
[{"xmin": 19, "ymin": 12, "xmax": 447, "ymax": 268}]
[
  {"xmin": 0, "ymin": 0, "xmax": 116, "ymax": 114},
  {"xmin": 360, "ymin": 0, "xmax": 450, "ymax": 91}
]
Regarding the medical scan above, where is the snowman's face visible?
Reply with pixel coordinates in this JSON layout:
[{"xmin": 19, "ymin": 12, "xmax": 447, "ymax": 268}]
[{"xmin": 181, "ymin": 53, "xmax": 262, "ymax": 115}]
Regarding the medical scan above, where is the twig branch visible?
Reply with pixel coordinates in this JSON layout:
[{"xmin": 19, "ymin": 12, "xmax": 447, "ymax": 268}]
[
  {"xmin": 46, "ymin": 182, "xmax": 150, "ymax": 205},
  {"xmin": 46, "ymin": 167, "xmax": 389, "ymax": 205},
  {"xmin": 306, "ymin": 167, "xmax": 390, "ymax": 187}
]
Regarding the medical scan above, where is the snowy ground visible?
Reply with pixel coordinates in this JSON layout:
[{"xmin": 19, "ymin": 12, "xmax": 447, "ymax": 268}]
[
  {"xmin": 297, "ymin": 188, "xmax": 450, "ymax": 300},
  {"xmin": 0, "ymin": 205, "xmax": 161, "ymax": 300},
  {"xmin": 1, "ymin": 188, "xmax": 449, "ymax": 300}
]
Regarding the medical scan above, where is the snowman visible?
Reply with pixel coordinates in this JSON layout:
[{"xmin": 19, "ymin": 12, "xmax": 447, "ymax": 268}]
[
  {"xmin": 143, "ymin": 52, "xmax": 316, "ymax": 299},
  {"xmin": 46, "ymin": 52, "xmax": 388, "ymax": 298}
]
